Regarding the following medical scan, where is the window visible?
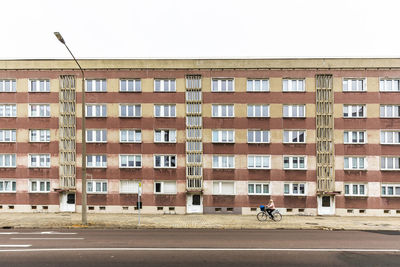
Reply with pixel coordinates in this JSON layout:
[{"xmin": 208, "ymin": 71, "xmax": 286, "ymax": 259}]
[
  {"xmin": 0, "ymin": 130, "xmax": 16, "ymax": 142},
  {"xmin": 380, "ymin": 105, "xmax": 400, "ymax": 118},
  {"xmin": 343, "ymin": 78, "xmax": 366, "ymax": 92},
  {"xmin": 247, "ymin": 130, "xmax": 270, "ymax": 143},
  {"xmin": 247, "ymin": 105, "xmax": 269, "ymax": 117},
  {"xmin": 154, "ymin": 104, "xmax": 176, "ymax": 117},
  {"xmin": 212, "ymin": 155, "xmax": 235, "ymax": 169},
  {"xmin": 120, "ymin": 79, "xmax": 141, "ymax": 92},
  {"xmin": 212, "ymin": 104, "xmax": 234, "ymax": 117},
  {"xmin": 283, "ymin": 130, "xmax": 305, "ymax": 143},
  {"xmin": 87, "ymin": 180, "xmax": 108, "ymax": 193},
  {"xmin": 186, "ymin": 91, "xmax": 202, "ymax": 102},
  {"xmin": 381, "ymin": 184, "xmax": 400, "ymax": 197},
  {"xmin": 154, "ymin": 155, "xmax": 176, "ymax": 168},
  {"xmin": 0, "ymin": 104, "xmax": 16, "ymax": 117},
  {"xmin": 186, "ymin": 154, "xmax": 202, "ymax": 164},
  {"xmin": 186, "ymin": 128, "xmax": 202, "ymax": 139},
  {"xmin": 29, "ymin": 79, "xmax": 50, "ymax": 92},
  {"xmin": 248, "ymin": 182, "xmax": 269, "ymax": 195},
  {"xmin": 30, "ymin": 180, "xmax": 50, "ymax": 193},
  {"xmin": 0, "ymin": 79, "xmax": 16, "ymax": 92},
  {"xmin": 213, "ymin": 181, "xmax": 235, "ymax": 195},
  {"xmin": 120, "ymin": 129, "xmax": 141, "ymax": 143},
  {"xmin": 344, "ymin": 183, "xmax": 367, "ymax": 196},
  {"xmin": 155, "ymin": 129, "xmax": 176, "ymax": 143},
  {"xmin": 154, "ymin": 181, "xmax": 177, "ymax": 194},
  {"xmin": 119, "ymin": 155, "xmax": 142, "ymax": 168},
  {"xmin": 283, "ymin": 105, "xmax": 305, "ymax": 118},
  {"xmin": 87, "ymin": 155, "xmax": 107, "ymax": 168},
  {"xmin": 29, "ymin": 104, "xmax": 50, "ymax": 117},
  {"xmin": 154, "ymin": 79, "xmax": 176, "ymax": 92},
  {"xmin": 29, "ymin": 154, "xmax": 50, "ymax": 168},
  {"xmin": 380, "ymin": 79, "xmax": 400, "ymax": 92},
  {"xmin": 343, "ymin": 105, "xmax": 366, "ymax": 118},
  {"xmin": 247, "ymin": 155, "xmax": 270, "ymax": 169},
  {"xmin": 381, "ymin": 157, "xmax": 400, "ymax": 171},
  {"xmin": 212, "ymin": 78, "xmax": 234, "ymax": 92},
  {"xmin": 247, "ymin": 79, "xmax": 269, "ymax": 92},
  {"xmin": 186, "ymin": 103, "xmax": 202, "ymax": 114},
  {"xmin": 381, "ymin": 131, "xmax": 400, "ymax": 145},
  {"xmin": 284, "ymin": 183, "xmax": 306, "ymax": 195},
  {"xmin": 283, "ymin": 79, "xmax": 305, "ymax": 92},
  {"xmin": 186, "ymin": 141, "xmax": 202, "ymax": 152},
  {"xmin": 86, "ymin": 79, "xmax": 107, "ymax": 92},
  {"xmin": 344, "ymin": 131, "xmax": 366, "ymax": 144},
  {"xmin": 0, "ymin": 154, "xmax": 16, "ymax": 167},
  {"xmin": 212, "ymin": 130, "xmax": 234, "ymax": 143},
  {"xmin": 119, "ymin": 104, "xmax": 141, "ymax": 117},
  {"xmin": 86, "ymin": 129, "xmax": 107, "ymax": 143},
  {"xmin": 86, "ymin": 104, "xmax": 107, "ymax": 117},
  {"xmin": 120, "ymin": 180, "xmax": 140, "ymax": 193},
  {"xmin": 283, "ymin": 156, "xmax": 306, "ymax": 170},
  {"xmin": 344, "ymin": 157, "xmax": 366, "ymax": 170},
  {"xmin": 30, "ymin": 129, "xmax": 50, "ymax": 142},
  {"xmin": 0, "ymin": 180, "xmax": 16, "ymax": 192},
  {"xmin": 186, "ymin": 116, "xmax": 202, "ymax": 127}
]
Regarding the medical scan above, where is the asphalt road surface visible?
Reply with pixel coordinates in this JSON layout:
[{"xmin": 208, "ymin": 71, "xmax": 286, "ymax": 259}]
[{"xmin": 0, "ymin": 229, "xmax": 399, "ymax": 266}]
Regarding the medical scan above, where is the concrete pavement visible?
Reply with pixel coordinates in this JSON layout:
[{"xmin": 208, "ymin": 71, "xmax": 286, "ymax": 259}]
[{"xmin": 0, "ymin": 213, "xmax": 399, "ymax": 231}]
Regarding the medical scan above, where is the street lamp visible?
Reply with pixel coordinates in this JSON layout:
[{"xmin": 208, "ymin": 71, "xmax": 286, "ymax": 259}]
[{"xmin": 54, "ymin": 32, "xmax": 87, "ymax": 225}]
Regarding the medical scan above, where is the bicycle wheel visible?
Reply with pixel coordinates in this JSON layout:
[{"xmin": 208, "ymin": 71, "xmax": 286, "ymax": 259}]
[
  {"xmin": 257, "ymin": 212, "xmax": 268, "ymax": 221},
  {"xmin": 272, "ymin": 212, "xmax": 282, "ymax": 222}
]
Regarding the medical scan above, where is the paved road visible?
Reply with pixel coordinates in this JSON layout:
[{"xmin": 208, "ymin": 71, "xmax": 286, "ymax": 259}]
[{"xmin": 0, "ymin": 229, "xmax": 399, "ymax": 266}]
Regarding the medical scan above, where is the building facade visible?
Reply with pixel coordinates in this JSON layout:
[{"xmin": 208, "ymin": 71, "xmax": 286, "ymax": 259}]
[{"xmin": 0, "ymin": 58, "xmax": 400, "ymax": 216}]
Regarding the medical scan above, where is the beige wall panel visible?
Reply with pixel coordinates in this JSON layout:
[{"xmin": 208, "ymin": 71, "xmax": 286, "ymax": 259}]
[
  {"xmin": 203, "ymin": 154, "xmax": 212, "ymax": 169},
  {"xmin": 107, "ymin": 155, "xmax": 119, "ymax": 168},
  {"xmin": 235, "ymin": 181, "xmax": 247, "ymax": 195},
  {"xmin": 176, "ymin": 104, "xmax": 185, "ymax": 118},
  {"xmin": 270, "ymin": 129, "xmax": 282, "ymax": 143},
  {"xmin": 142, "ymin": 130, "xmax": 153, "ymax": 143},
  {"xmin": 16, "ymin": 129, "xmax": 29, "ymax": 142},
  {"xmin": 177, "ymin": 180, "xmax": 186, "ymax": 193},
  {"xmin": 367, "ymin": 104, "xmax": 380, "ymax": 118},
  {"xmin": 306, "ymin": 104, "xmax": 315, "ymax": 117},
  {"xmin": 107, "ymin": 129, "xmax": 120, "ymax": 143},
  {"xmin": 235, "ymin": 155, "xmax": 247, "ymax": 169},
  {"xmin": 368, "ymin": 130, "xmax": 380, "ymax": 144},
  {"xmin": 108, "ymin": 179, "xmax": 119, "ymax": 193},
  {"xmin": 50, "ymin": 103, "xmax": 59, "ymax": 117},
  {"xmin": 367, "ymin": 77, "xmax": 379, "ymax": 92},
  {"xmin": 368, "ymin": 182, "xmax": 381, "ymax": 197},
  {"xmin": 176, "ymin": 78, "xmax": 185, "ymax": 92},
  {"xmin": 203, "ymin": 104, "xmax": 211, "ymax": 118},
  {"xmin": 235, "ymin": 104, "xmax": 247, "ymax": 118},
  {"xmin": 307, "ymin": 156, "xmax": 316, "ymax": 170},
  {"xmin": 177, "ymin": 155, "xmax": 185, "ymax": 168},
  {"xmin": 333, "ymin": 104, "xmax": 343, "ymax": 118},
  {"xmin": 50, "ymin": 79, "xmax": 59, "ymax": 93},
  {"xmin": 108, "ymin": 103, "xmax": 119, "ymax": 117},
  {"xmin": 143, "ymin": 180, "xmax": 154, "ymax": 194},
  {"xmin": 17, "ymin": 179, "xmax": 29, "ymax": 192},
  {"xmin": 307, "ymin": 182, "xmax": 316, "ymax": 196},
  {"xmin": 270, "ymin": 104, "xmax": 282, "ymax": 118},
  {"xmin": 50, "ymin": 156, "xmax": 59, "ymax": 168},
  {"xmin": 76, "ymin": 130, "xmax": 82, "ymax": 143},
  {"xmin": 270, "ymin": 181, "xmax": 284, "ymax": 195},
  {"xmin": 16, "ymin": 104, "xmax": 27, "ymax": 117},
  {"xmin": 271, "ymin": 155, "xmax": 283, "ymax": 169},
  {"xmin": 305, "ymin": 78, "xmax": 315, "ymax": 92},
  {"xmin": 203, "ymin": 180, "xmax": 213, "ymax": 195},
  {"xmin": 141, "ymin": 78, "xmax": 153, "ymax": 92},
  {"xmin": 142, "ymin": 155, "xmax": 154, "ymax": 168},
  {"xmin": 16, "ymin": 79, "xmax": 28, "ymax": 93},
  {"xmin": 367, "ymin": 156, "xmax": 380, "ymax": 171},
  {"xmin": 107, "ymin": 79, "xmax": 119, "ymax": 92},
  {"xmin": 76, "ymin": 79, "xmax": 83, "ymax": 93},
  {"xmin": 202, "ymin": 77, "xmax": 211, "ymax": 92},
  {"xmin": 203, "ymin": 129, "xmax": 212, "ymax": 143},
  {"xmin": 142, "ymin": 103, "xmax": 154, "ymax": 117},
  {"xmin": 17, "ymin": 155, "xmax": 28, "ymax": 168},
  {"xmin": 177, "ymin": 130, "xmax": 185, "ymax": 143},
  {"xmin": 235, "ymin": 78, "xmax": 247, "ymax": 92},
  {"xmin": 335, "ymin": 156, "xmax": 344, "ymax": 170},
  {"xmin": 306, "ymin": 130, "xmax": 315, "ymax": 143},
  {"xmin": 335, "ymin": 182, "xmax": 344, "ymax": 193},
  {"xmin": 333, "ymin": 77, "xmax": 342, "ymax": 92},
  {"xmin": 334, "ymin": 130, "xmax": 343, "ymax": 144},
  {"xmin": 270, "ymin": 78, "xmax": 282, "ymax": 92},
  {"xmin": 235, "ymin": 129, "xmax": 247, "ymax": 143}
]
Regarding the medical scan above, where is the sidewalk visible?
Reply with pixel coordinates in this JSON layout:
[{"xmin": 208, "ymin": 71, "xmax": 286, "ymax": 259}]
[{"xmin": 0, "ymin": 213, "xmax": 399, "ymax": 231}]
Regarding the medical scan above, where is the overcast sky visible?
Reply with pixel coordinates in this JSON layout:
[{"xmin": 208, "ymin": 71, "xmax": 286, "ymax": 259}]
[{"xmin": 1, "ymin": 0, "xmax": 399, "ymax": 59}]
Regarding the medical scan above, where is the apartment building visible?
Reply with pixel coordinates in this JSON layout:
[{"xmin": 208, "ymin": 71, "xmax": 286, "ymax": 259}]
[{"xmin": 0, "ymin": 58, "xmax": 399, "ymax": 216}]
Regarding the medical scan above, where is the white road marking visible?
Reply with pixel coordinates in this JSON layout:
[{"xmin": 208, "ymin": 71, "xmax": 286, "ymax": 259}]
[
  {"xmin": 10, "ymin": 238, "xmax": 84, "ymax": 240},
  {"xmin": 0, "ymin": 245, "xmax": 32, "ymax": 248},
  {"xmin": 0, "ymin": 232, "xmax": 77, "ymax": 235}
]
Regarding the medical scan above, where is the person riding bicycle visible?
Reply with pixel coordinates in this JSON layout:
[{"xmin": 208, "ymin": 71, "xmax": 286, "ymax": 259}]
[{"xmin": 266, "ymin": 199, "xmax": 275, "ymax": 218}]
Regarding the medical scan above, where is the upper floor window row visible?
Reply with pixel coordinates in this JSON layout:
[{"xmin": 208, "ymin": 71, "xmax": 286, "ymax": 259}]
[
  {"xmin": 380, "ymin": 105, "xmax": 400, "ymax": 118},
  {"xmin": 155, "ymin": 79, "xmax": 176, "ymax": 92},
  {"xmin": 120, "ymin": 79, "xmax": 141, "ymax": 92},
  {"xmin": 343, "ymin": 78, "xmax": 366, "ymax": 92},
  {"xmin": 212, "ymin": 104, "xmax": 234, "ymax": 118},
  {"xmin": 29, "ymin": 79, "xmax": 50, "ymax": 92},
  {"xmin": 212, "ymin": 78, "xmax": 234, "ymax": 92},
  {"xmin": 0, "ymin": 130, "xmax": 16, "ymax": 142},
  {"xmin": 283, "ymin": 79, "xmax": 305, "ymax": 92},
  {"xmin": 247, "ymin": 79, "xmax": 269, "ymax": 92},
  {"xmin": 0, "ymin": 79, "xmax": 16, "ymax": 92},
  {"xmin": 380, "ymin": 79, "xmax": 400, "ymax": 92},
  {"xmin": 29, "ymin": 104, "xmax": 50, "ymax": 117},
  {"xmin": 343, "ymin": 105, "xmax": 365, "ymax": 118},
  {"xmin": 0, "ymin": 104, "xmax": 16, "ymax": 117},
  {"xmin": 86, "ymin": 79, "xmax": 107, "ymax": 92},
  {"xmin": 86, "ymin": 104, "xmax": 107, "ymax": 117}
]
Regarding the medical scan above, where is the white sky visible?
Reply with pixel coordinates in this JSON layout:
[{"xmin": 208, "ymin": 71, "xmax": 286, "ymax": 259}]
[{"xmin": 1, "ymin": 0, "xmax": 400, "ymax": 59}]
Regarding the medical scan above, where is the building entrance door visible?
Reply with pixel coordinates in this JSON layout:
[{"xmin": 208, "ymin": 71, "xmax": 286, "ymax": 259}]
[
  {"xmin": 60, "ymin": 192, "xmax": 76, "ymax": 212},
  {"xmin": 186, "ymin": 194, "xmax": 203, "ymax": 213},
  {"xmin": 317, "ymin": 195, "xmax": 335, "ymax": 215}
]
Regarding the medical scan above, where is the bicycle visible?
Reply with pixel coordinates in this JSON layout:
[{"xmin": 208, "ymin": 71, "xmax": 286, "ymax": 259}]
[{"xmin": 257, "ymin": 205, "xmax": 282, "ymax": 222}]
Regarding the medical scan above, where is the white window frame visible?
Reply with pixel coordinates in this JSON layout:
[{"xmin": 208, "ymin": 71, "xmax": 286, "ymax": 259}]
[
  {"xmin": 120, "ymin": 79, "xmax": 141, "ymax": 92},
  {"xmin": 119, "ymin": 154, "xmax": 142, "ymax": 168},
  {"xmin": 154, "ymin": 181, "xmax": 177, "ymax": 194},
  {"xmin": 344, "ymin": 131, "xmax": 366, "ymax": 144},
  {"xmin": 380, "ymin": 79, "xmax": 400, "ymax": 92},
  {"xmin": 0, "ymin": 179, "xmax": 16, "ymax": 193},
  {"xmin": 344, "ymin": 157, "xmax": 367, "ymax": 170},
  {"xmin": 86, "ymin": 79, "xmax": 107, "ymax": 92},
  {"xmin": 282, "ymin": 79, "xmax": 305, "ymax": 92},
  {"xmin": 120, "ymin": 129, "xmax": 142, "ymax": 143},
  {"xmin": 154, "ymin": 79, "xmax": 176, "ymax": 92},
  {"xmin": 29, "ymin": 129, "xmax": 50, "ymax": 143},
  {"xmin": 380, "ymin": 157, "xmax": 400, "ymax": 171},
  {"xmin": 0, "ymin": 79, "xmax": 16, "ymax": 92},
  {"xmin": 28, "ymin": 154, "xmax": 50, "ymax": 168},
  {"xmin": 381, "ymin": 184, "xmax": 400, "ymax": 197},
  {"xmin": 29, "ymin": 180, "xmax": 50, "ymax": 193},
  {"xmin": 380, "ymin": 131, "xmax": 400, "ymax": 145},
  {"xmin": 86, "ymin": 104, "xmax": 107, "ymax": 118},
  {"xmin": 154, "ymin": 104, "xmax": 176, "ymax": 117},
  {"xmin": 247, "ymin": 79, "xmax": 269, "ymax": 92},
  {"xmin": 120, "ymin": 180, "xmax": 140, "ymax": 194},
  {"xmin": 154, "ymin": 129, "xmax": 177, "ymax": 143},
  {"xmin": 86, "ymin": 129, "xmax": 107, "ymax": 143},
  {"xmin": 284, "ymin": 182, "xmax": 307, "ymax": 195},
  {"xmin": 380, "ymin": 105, "xmax": 400, "ymax": 118},
  {"xmin": 247, "ymin": 104, "xmax": 270, "ymax": 118},
  {"xmin": 343, "ymin": 78, "xmax": 367, "ymax": 92},
  {"xmin": 247, "ymin": 155, "xmax": 271, "ymax": 169},
  {"xmin": 154, "ymin": 155, "xmax": 177, "ymax": 168},
  {"xmin": 211, "ymin": 104, "xmax": 234, "ymax": 118},
  {"xmin": 283, "ymin": 156, "xmax": 307, "ymax": 170},
  {"xmin": 283, "ymin": 130, "xmax": 306, "ymax": 143},
  {"xmin": 29, "ymin": 79, "xmax": 50, "ymax": 92},
  {"xmin": 86, "ymin": 155, "xmax": 107, "ymax": 168},
  {"xmin": 28, "ymin": 104, "xmax": 50, "ymax": 117},
  {"xmin": 0, "ymin": 129, "xmax": 16, "ymax": 142},
  {"xmin": 344, "ymin": 183, "xmax": 367, "ymax": 196},
  {"xmin": 212, "ymin": 130, "xmax": 235, "ymax": 143},
  {"xmin": 186, "ymin": 128, "xmax": 202, "ymax": 139},
  {"xmin": 119, "ymin": 104, "xmax": 141, "ymax": 118},
  {"xmin": 0, "ymin": 154, "xmax": 16, "ymax": 168},
  {"xmin": 212, "ymin": 181, "xmax": 235, "ymax": 195},
  {"xmin": 87, "ymin": 180, "xmax": 108, "ymax": 194},
  {"xmin": 343, "ymin": 105, "xmax": 366, "ymax": 118},
  {"xmin": 247, "ymin": 130, "xmax": 270, "ymax": 143},
  {"xmin": 248, "ymin": 182, "xmax": 270, "ymax": 195},
  {"xmin": 0, "ymin": 104, "xmax": 17, "ymax": 117},
  {"xmin": 212, "ymin": 78, "xmax": 235, "ymax": 92},
  {"xmin": 212, "ymin": 155, "xmax": 235, "ymax": 169},
  {"xmin": 283, "ymin": 105, "xmax": 306, "ymax": 118}
]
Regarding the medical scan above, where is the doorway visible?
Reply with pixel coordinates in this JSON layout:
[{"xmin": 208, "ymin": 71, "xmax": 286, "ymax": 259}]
[
  {"xmin": 60, "ymin": 192, "xmax": 76, "ymax": 212},
  {"xmin": 317, "ymin": 195, "xmax": 335, "ymax": 215},
  {"xmin": 186, "ymin": 194, "xmax": 203, "ymax": 213}
]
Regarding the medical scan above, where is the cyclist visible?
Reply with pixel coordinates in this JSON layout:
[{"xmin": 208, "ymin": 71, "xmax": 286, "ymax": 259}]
[{"xmin": 266, "ymin": 199, "xmax": 275, "ymax": 218}]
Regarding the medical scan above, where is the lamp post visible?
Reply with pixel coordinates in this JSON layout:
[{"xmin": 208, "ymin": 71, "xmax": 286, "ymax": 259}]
[{"xmin": 54, "ymin": 32, "xmax": 87, "ymax": 225}]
